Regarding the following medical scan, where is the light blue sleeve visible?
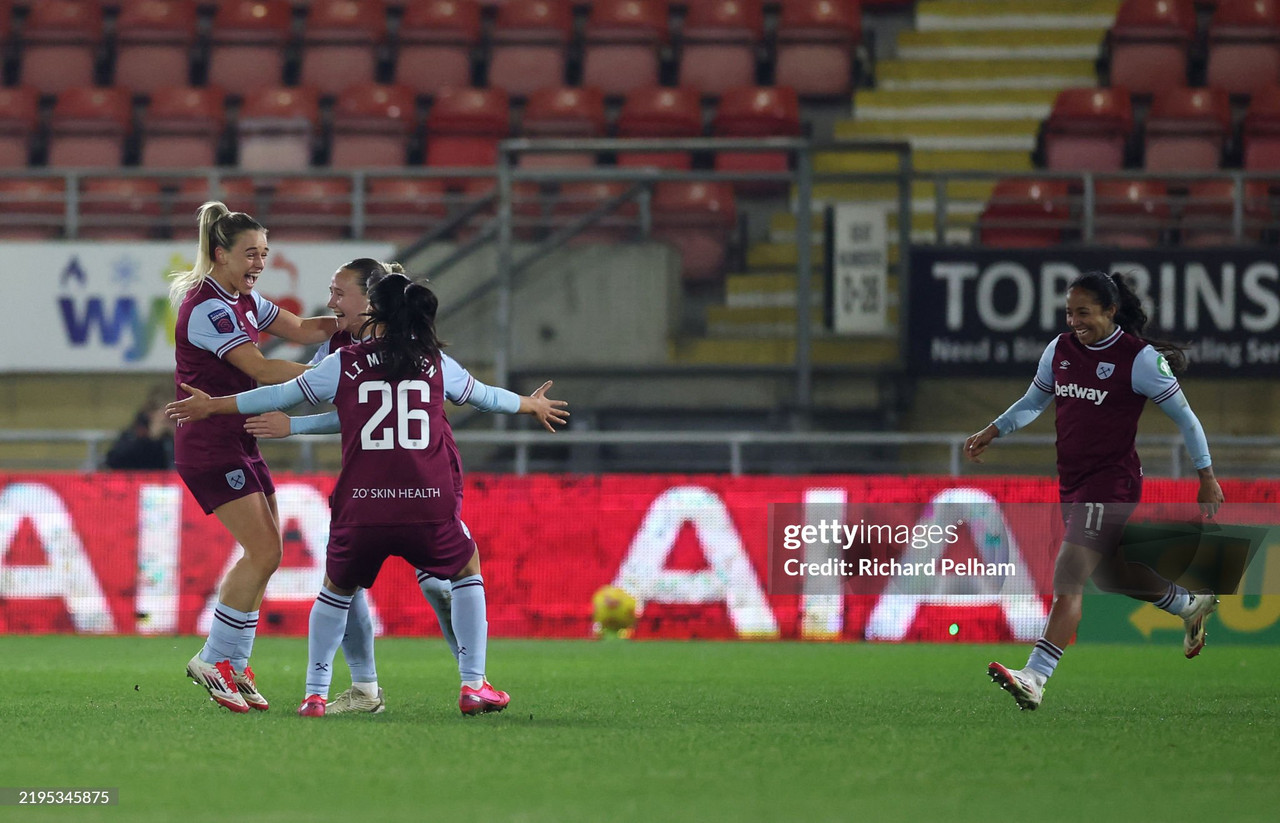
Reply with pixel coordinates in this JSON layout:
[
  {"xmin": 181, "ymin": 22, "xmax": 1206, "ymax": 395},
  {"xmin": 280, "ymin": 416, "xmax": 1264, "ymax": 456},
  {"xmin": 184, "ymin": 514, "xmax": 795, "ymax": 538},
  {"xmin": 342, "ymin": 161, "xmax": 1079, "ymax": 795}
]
[
  {"xmin": 234, "ymin": 380, "xmax": 308, "ymax": 414},
  {"xmin": 251, "ymin": 291, "xmax": 281, "ymax": 332},
  {"xmin": 441, "ymin": 353, "xmax": 521, "ymax": 414},
  {"xmin": 1131, "ymin": 345, "xmax": 1182, "ymax": 404},
  {"xmin": 295, "ymin": 352, "xmax": 342, "ymax": 405},
  {"xmin": 186, "ymin": 297, "xmax": 252, "ymax": 359},
  {"xmin": 1154, "ymin": 389, "xmax": 1213, "ymax": 470},
  {"xmin": 991, "ymin": 340, "xmax": 1056, "ymax": 436},
  {"xmin": 306, "ymin": 338, "xmax": 332, "ymax": 368},
  {"xmin": 290, "ymin": 411, "xmax": 340, "ymax": 435}
]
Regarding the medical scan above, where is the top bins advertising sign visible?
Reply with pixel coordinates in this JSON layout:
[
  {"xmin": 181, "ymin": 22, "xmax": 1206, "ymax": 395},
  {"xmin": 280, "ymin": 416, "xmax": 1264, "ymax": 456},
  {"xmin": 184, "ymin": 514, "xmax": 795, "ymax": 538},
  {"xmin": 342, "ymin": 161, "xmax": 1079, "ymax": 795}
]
[
  {"xmin": 4, "ymin": 241, "xmax": 393, "ymax": 373},
  {"xmin": 907, "ymin": 247, "xmax": 1280, "ymax": 377}
]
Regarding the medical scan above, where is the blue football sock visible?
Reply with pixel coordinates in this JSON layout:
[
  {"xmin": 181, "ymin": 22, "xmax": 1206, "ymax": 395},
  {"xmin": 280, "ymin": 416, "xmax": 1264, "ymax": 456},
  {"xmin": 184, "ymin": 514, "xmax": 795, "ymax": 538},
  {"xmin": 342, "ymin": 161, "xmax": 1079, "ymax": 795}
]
[
  {"xmin": 201, "ymin": 603, "xmax": 252, "ymax": 665},
  {"xmin": 231, "ymin": 609, "xmax": 259, "ymax": 671},
  {"xmin": 1025, "ymin": 638, "xmax": 1063, "ymax": 680},
  {"xmin": 450, "ymin": 575, "xmax": 488, "ymax": 686},
  {"xmin": 341, "ymin": 589, "xmax": 378, "ymax": 685},
  {"xmin": 417, "ymin": 571, "xmax": 460, "ymax": 660},
  {"xmin": 306, "ymin": 588, "xmax": 352, "ymax": 699},
  {"xmin": 1154, "ymin": 583, "xmax": 1193, "ymax": 616}
]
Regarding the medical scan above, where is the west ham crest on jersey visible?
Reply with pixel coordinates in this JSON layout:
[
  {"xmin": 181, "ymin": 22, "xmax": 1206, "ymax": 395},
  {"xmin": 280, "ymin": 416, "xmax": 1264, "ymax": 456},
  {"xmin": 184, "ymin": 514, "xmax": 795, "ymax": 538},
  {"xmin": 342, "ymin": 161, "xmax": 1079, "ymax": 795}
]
[
  {"xmin": 225, "ymin": 469, "xmax": 246, "ymax": 490},
  {"xmin": 1097, "ymin": 362, "xmax": 1115, "ymax": 380}
]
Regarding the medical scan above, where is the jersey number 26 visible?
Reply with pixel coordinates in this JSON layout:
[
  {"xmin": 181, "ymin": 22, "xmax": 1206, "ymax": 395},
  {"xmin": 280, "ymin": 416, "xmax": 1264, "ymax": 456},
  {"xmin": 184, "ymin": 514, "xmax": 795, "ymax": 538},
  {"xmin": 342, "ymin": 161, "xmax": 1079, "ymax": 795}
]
[{"xmin": 358, "ymin": 380, "xmax": 430, "ymax": 451}]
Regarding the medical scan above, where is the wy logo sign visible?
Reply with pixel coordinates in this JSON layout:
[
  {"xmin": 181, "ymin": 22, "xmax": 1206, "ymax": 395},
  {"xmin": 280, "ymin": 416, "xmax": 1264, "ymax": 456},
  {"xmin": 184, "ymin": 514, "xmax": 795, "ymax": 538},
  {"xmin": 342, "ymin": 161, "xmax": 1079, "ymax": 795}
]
[{"xmin": 56, "ymin": 254, "xmax": 179, "ymax": 365}]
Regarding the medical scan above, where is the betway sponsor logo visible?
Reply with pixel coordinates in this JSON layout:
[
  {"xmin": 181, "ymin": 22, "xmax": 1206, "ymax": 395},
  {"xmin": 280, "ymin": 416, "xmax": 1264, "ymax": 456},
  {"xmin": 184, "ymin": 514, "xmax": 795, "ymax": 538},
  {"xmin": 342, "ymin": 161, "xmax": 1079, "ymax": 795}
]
[{"xmin": 1055, "ymin": 382, "xmax": 1108, "ymax": 405}]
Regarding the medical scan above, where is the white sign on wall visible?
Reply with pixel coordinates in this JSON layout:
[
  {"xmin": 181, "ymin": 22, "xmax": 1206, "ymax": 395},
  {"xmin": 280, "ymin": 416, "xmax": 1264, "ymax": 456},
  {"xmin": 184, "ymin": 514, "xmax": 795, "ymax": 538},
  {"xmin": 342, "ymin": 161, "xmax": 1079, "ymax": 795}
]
[
  {"xmin": 4, "ymin": 241, "xmax": 394, "ymax": 372},
  {"xmin": 829, "ymin": 204, "xmax": 889, "ymax": 335}
]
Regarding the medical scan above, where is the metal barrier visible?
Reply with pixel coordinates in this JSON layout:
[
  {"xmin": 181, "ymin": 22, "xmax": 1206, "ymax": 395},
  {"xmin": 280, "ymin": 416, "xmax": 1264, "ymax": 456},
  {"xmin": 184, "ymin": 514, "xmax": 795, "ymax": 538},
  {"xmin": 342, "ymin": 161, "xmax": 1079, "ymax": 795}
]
[{"xmin": 5, "ymin": 428, "xmax": 1278, "ymax": 478}]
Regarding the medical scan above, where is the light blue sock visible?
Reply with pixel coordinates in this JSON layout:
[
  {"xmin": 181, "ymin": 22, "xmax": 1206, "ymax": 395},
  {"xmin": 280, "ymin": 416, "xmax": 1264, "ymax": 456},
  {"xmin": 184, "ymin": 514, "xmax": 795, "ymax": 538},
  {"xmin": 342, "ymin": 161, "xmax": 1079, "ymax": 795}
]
[
  {"xmin": 1025, "ymin": 638, "xmax": 1063, "ymax": 680},
  {"xmin": 341, "ymin": 589, "xmax": 378, "ymax": 684},
  {"xmin": 306, "ymin": 588, "xmax": 352, "ymax": 699},
  {"xmin": 201, "ymin": 602, "xmax": 252, "ymax": 665},
  {"xmin": 231, "ymin": 609, "xmax": 259, "ymax": 671},
  {"xmin": 450, "ymin": 575, "xmax": 488, "ymax": 685},
  {"xmin": 417, "ymin": 571, "xmax": 460, "ymax": 660},
  {"xmin": 1154, "ymin": 583, "xmax": 1193, "ymax": 616}
]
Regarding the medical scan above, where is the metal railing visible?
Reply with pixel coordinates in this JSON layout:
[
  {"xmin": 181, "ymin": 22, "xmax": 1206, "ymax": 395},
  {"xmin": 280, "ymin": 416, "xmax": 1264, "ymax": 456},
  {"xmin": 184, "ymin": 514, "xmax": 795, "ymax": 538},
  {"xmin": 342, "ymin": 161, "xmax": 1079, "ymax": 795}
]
[{"xmin": 5, "ymin": 428, "xmax": 1278, "ymax": 478}]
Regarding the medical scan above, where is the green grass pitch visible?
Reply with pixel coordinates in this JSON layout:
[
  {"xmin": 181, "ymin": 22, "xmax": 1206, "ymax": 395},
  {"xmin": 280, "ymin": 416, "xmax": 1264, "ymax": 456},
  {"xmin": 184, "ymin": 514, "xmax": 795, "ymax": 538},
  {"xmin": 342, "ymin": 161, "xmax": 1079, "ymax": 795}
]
[{"xmin": 0, "ymin": 636, "xmax": 1275, "ymax": 823}]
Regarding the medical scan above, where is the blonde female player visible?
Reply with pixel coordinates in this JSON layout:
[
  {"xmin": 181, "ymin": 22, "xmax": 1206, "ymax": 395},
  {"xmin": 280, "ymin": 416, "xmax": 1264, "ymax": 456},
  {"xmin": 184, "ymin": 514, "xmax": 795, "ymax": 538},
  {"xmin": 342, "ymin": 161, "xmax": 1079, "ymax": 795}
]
[{"xmin": 172, "ymin": 202, "xmax": 339, "ymax": 713}]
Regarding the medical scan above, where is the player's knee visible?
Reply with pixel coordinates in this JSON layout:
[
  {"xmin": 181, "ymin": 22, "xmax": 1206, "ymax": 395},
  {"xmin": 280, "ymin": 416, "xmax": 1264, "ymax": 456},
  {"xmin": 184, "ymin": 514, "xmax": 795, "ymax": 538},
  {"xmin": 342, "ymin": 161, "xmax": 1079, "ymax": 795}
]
[{"xmin": 244, "ymin": 543, "xmax": 282, "ymax": 576}]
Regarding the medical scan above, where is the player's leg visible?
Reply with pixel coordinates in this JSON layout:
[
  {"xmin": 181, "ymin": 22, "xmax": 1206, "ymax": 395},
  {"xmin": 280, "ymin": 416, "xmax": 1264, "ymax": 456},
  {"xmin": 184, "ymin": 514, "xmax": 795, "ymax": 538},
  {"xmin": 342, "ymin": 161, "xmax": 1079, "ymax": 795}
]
[
  {"xmin": 1091, "ymin": 557, "xmax": 1218, "ymax": 658},
  {"xmin": 330, "ymin": 588, "xmax": 386, "ymax": 715},
  {"xmin": 185, "ymin": 492, "xmax": 282, "ymax": 712},
  {"xmin": 301, "ymin": 575, "xmax": 358, "ymax": 717},
  {"xmin": 416, "ymin": 571, "xmax": 460, "ymax": 659},
  {"xmin": 989, "ymin": 539, "xmax": 1103, "ymax": 710},
  {"xmin": 448, "ymin": 538, "xmax": 509, "ymax": 715}
]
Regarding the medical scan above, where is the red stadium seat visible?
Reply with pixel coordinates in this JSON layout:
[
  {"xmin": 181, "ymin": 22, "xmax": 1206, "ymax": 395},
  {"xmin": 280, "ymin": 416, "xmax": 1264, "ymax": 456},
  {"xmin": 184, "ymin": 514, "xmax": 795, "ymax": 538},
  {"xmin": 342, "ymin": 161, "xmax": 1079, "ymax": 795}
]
[
  {"xmin": 1144, "ymin": 86, "xmax": 1231, "ymax": 171},
  {"xmin": 552, "ymin": 181, "xmax": 641, "ymax": 245},
  {"xmin": 1092, "ymin": 178, "xmax": 1171, "ymax": 247},
  {"xmin": 678, "ymin": 0, "xmax": 763, "ymax": 96},
  {"xmin": 977, "ymin": 178, "xmax": 1072, "ymax": 247},
  {"xmin": 237, "ymin": 87, "xmax": 320, "ymax": 170},
  {"xmin": 78, "ymin": 177, "xmax": 163, "ymax": 239},
  {"xmin": 0, "ymin": 178, "xmax": 66, "ymax": 239},
  {"xmin": 775, "ymin": 0, "xmax": 862, "ymax": 98},
  {"xmin": 1044, "ymin": 87, "xmax": 1134, "ymax": 171},
  {"xmin": 0, "ymin": 87, "xmax": 39, "ymax": 167},
  {"xmin": 1108, "ymin": 0, "xmax": 1196, "ymax": 96},
  {"xmin": 651, "ymin": 181, "xmax": 737, "ymax": 282},
  {"xmin": 300, "ymin": 0, "xmax": 386, "ymax": 96},
  {"xmin": 115, "ymin": 0, "xmax": 198, "ymax": 93},
  {"xmin": 141, "ymin": 86, "xmax": 225, "ymax": 168},
  {"xmin": 330, "ymin": 83, "xmax": 416, "ymax": 168},
  {"xmin": 48, "ymin": 87, "xmax": 132, "ymax": 167},
  {"xmin": 1206, "ymin": 0, "xmax": 1280, "ymax": 96},
  {"xmin": 1180, "ymin": 178, "xmax": 1272, "ymax": 245},
  {"xmin": 451, "ymin": 177, "xmax": 545, "ymax": 241},
  {"xmin": 207, "ymin": 0, "xmax": 292, "ymax": 96},
  {"xmin": 616, "ymin": 86, "xmax": 703, "ymax": 170},
  {"xmin": 395, "ymin": 0, "xmax": 481, "ymax": 96},
  {"xmin": 170, "ymin": 177, "xmax": 256, "ymax": 238},
  {"xmin": 268, "ymin": 177, "xmax": 353, "ymax": 240},
  {"xmin": 364, "ymin": 177, "xmax": 449, "ymax": 244},
  {"xmin": 582, "ymin": 0, "xmax": 669, "ymax": 96},
  {"xmin": 424, "ymin": 87, "xmax": 510, "ymax": 170},
  {"xmin": 488, "ymin": 0, "xmax": 573, "ymax": 98},
  {"xmin": 1243, "ymin": 86, "xmax": 1280, "ymax": 169},
  {"xmin": 19, "ymin": 0, "xmax": 103, "ymax": 94},
  {"xmin": 712, "ymin": 86, "xmax": 801, "ymax": 193},
  {"xmin": 520, "ymin": 86, "xmax": 606, "ymax": 168}
]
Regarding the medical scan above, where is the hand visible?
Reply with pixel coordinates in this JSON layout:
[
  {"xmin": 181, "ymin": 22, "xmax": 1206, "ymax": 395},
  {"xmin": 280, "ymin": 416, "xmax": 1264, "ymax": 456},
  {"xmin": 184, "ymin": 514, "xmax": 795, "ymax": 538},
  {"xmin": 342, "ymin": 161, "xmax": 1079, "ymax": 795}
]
[
  {"xmin": 165, "ymin": 383, "xmax": 215, "ymax": 424},
  {"xmin": 1197, "ymin": 473, "xmax": 1224, "ymax": 519},
  {"xmin": 519, "ymin": 380, "xmax": 569, "ymax": 433},
  {"xmin": 245, "ymin": 411, "xmax": 292, "ymax": 440},
  {"xmin": 964, "ymin": 425, "xmax": 998, "ymax": 464}
]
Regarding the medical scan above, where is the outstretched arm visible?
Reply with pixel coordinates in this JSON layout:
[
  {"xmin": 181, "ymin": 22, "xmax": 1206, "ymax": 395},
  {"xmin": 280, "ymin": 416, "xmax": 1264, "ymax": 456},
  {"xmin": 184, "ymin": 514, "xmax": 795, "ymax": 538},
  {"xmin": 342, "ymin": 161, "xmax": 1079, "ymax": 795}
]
[
  {"xmin": 1156, "ymin": 390, "xmax": 1223, "ymax": 517},
  {"xmin": 264, "ymin": 307, "xmax": 340, "ymax": 345},
  {"xmin": 167, "ymin": 379, "xmax": 310, "ymax": 424}
]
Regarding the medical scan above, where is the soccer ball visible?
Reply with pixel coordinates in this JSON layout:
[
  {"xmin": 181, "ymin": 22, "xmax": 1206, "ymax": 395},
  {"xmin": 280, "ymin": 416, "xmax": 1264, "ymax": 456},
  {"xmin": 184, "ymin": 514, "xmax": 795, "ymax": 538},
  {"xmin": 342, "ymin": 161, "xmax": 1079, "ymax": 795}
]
[{"xmin": 592, "ymin": 585, "xmax": 637, "ymax": 634}]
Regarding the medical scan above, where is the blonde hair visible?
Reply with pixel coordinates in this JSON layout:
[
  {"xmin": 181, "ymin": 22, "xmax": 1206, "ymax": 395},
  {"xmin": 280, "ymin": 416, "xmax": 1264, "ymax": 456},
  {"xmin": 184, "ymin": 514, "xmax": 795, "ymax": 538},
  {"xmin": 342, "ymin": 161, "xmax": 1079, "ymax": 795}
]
[{"xmin": 169, "ymin": 201, "xmax": 267, "ymax": 306}]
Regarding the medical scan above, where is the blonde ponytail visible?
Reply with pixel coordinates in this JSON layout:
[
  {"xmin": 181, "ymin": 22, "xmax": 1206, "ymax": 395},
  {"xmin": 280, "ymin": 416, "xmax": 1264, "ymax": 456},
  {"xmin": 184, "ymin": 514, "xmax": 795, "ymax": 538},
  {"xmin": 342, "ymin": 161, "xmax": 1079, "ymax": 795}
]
[{"xmin": 169, "ymin": 201, "xmax": 266, "ymax": 306}]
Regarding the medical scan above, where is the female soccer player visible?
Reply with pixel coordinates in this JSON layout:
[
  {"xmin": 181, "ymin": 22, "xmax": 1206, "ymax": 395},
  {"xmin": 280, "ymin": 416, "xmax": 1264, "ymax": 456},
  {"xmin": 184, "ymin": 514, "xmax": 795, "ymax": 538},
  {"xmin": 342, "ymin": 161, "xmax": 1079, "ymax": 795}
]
[
  {"xmin": 168, "ymin": 273, "xmax": 568, "ymax": 717},
  {"xmin": 171, "ymin": 201, "xmax": 339, "ymax": 713},
  {"xmin": 964, "ymin": 271, "xmax": 1224, "ymax": 711},
  {"xmin": 245, "ymin": 257, "xmax": 564, "ymax": 714}
]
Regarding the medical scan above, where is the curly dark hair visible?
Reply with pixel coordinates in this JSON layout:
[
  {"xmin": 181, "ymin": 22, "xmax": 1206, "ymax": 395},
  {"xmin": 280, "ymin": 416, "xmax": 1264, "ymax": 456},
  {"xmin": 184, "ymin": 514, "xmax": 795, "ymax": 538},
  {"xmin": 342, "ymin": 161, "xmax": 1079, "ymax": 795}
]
[
  {"xmin": 360, "ymin": 273, "xmax": 445, "ymax": 381},
  {"xmin": 1068, "ymin": 270, "xmax": 1187, "ymax": 373}
]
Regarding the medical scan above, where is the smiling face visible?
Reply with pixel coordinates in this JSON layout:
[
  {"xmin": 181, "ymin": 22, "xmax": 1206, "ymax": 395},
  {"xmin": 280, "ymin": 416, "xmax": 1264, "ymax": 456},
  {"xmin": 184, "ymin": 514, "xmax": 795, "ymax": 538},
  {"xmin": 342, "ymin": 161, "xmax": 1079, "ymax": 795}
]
[
  {"xmin": 1065, "ymin": 286, "xmax": 1117, "ymax": 346},
  {"xmin": 328, "ymin": 267, "xmax": 371, "ymax": 335},
  {"xmin": 213, "ymin": 229, "xmax": 269, "ymax": 295}
]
